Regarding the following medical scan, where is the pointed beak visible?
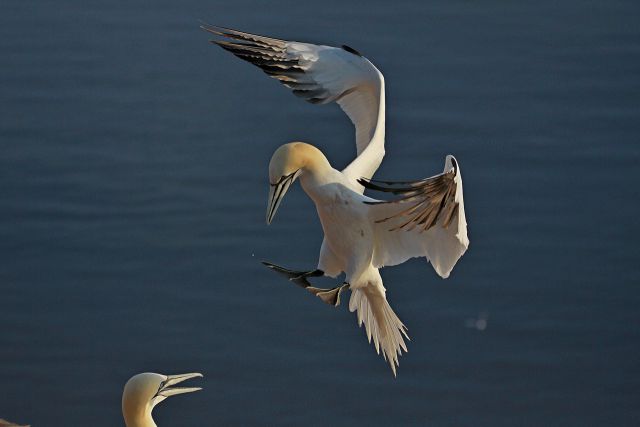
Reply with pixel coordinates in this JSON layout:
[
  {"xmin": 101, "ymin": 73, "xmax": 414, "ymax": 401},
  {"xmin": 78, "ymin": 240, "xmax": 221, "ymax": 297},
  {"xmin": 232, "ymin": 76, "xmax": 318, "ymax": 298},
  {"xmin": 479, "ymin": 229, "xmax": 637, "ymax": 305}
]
[
  {"xmin": 157, "ymin": 372, "xmax": 203, "ymax": 398},
  {"xmin": 266, "ymin": 170, "xmax": 300, "ymax": 224}
]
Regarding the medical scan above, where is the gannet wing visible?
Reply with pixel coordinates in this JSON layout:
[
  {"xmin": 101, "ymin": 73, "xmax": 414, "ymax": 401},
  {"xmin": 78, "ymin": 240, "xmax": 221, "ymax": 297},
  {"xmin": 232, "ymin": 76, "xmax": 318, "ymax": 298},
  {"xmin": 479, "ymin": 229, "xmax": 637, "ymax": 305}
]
[
  {"xmin": 359, "ymin": 155, "xmax": 469, "ymax": 278},
  {"xmin": 202, "ymin": 25, "xmax": 386, "ymax": 183}
]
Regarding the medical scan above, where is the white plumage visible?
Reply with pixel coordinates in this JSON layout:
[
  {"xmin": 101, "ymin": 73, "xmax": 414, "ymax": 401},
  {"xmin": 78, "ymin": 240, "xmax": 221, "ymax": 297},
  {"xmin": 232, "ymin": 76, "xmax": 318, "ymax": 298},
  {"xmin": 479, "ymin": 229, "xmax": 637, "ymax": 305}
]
[{"xmin": 204, "ymin": 25, "xmax": 469, "ymax": 375}]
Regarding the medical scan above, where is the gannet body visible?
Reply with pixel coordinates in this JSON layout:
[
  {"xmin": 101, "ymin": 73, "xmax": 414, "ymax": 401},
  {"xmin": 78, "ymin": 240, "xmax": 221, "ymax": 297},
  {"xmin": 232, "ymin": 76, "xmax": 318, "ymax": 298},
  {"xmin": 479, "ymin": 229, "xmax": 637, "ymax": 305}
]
[
  {"xmin": 204, "ymin": 26, "xmax": 469, "ymax": 375},
  {"xmin": 122, "ymin": 372, "xmax": 202, "ymax": 427},
  {"xmin": 265, "ymin": 142, "xmax": 466, "ymax": 374}
]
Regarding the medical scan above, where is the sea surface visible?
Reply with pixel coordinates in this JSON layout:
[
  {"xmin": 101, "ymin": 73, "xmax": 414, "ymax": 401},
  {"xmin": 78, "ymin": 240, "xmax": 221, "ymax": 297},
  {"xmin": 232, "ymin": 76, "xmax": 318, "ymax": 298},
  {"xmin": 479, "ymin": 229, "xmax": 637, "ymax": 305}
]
[{"xmin": 1, "ymin": 1, "xmax": 639, "ymax": 426}]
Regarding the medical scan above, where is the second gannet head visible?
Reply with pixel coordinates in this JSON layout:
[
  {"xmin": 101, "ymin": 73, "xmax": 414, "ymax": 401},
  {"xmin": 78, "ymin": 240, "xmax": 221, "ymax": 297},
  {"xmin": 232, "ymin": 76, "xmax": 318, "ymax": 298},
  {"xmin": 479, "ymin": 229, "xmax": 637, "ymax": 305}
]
[
  {"xmin": 122, "ymin": 372, "xmax": 202, "ymax": 427},
  {"xmin": 267, "ymin": 142, "xmax": 327, "ymax": 224}
]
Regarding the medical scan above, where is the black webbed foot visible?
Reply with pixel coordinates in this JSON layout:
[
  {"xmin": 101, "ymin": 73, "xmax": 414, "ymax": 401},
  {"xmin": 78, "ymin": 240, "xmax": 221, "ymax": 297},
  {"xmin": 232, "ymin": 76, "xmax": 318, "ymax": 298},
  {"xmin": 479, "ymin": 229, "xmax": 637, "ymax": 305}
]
[
  {"xmin": 261, "ymin": 261, "xmax": 350, "ymax": 306},
  {"xmin": 261, "ymin": 261, "xmax": 324, "ymax": 288}
]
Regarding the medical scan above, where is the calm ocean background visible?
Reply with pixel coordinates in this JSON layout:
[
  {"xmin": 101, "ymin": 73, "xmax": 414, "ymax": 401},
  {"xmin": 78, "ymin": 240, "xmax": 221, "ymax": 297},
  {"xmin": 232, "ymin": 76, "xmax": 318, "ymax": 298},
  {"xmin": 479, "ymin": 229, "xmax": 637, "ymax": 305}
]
[{"xmin": 1, "ymin": 0, "xmax": 639, "ymax": 425}]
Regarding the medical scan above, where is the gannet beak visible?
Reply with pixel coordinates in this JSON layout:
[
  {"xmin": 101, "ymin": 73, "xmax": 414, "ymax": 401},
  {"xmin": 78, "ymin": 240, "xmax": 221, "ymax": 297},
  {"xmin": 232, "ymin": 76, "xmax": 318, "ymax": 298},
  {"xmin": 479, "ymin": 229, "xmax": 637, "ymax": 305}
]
[
  {"xmin": 267, "ymin": 169, "xmax": 300, "ymax": 224},
  {"xmin": 157, "ymin": 372, "xmax": 203, "ymax": 398}
]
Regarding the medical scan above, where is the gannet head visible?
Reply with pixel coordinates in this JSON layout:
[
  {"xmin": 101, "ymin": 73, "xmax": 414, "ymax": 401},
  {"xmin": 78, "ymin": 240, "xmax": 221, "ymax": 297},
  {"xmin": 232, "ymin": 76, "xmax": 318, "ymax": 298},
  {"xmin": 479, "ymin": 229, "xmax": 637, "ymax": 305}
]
[
  {"xmin": 122, "ymin": 372, "xmax": 202, "ymax": 427},
  {"xmin": 267, "ymin": 142, "xmax": 324, "ymax": 224}
]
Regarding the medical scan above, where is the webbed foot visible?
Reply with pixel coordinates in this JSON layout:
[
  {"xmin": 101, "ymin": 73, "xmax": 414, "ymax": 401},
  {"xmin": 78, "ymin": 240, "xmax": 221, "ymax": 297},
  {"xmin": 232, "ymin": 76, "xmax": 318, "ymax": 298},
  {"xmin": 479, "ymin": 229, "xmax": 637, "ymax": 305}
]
[{"xmin": 261, "ymin": 261, "xmax": 324, "ymax": 288}]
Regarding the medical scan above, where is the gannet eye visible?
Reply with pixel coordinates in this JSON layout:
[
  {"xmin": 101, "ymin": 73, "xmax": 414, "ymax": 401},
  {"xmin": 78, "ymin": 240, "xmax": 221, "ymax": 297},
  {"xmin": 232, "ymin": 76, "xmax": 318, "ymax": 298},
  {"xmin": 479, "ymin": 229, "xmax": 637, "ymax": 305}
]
[
  {"xmin": 154, "ymin": 380, "xmax": 166, "ymax": 397},
  {"xmin": 270, "ymin": 170, "xmax": 299, "ymax": 187}
]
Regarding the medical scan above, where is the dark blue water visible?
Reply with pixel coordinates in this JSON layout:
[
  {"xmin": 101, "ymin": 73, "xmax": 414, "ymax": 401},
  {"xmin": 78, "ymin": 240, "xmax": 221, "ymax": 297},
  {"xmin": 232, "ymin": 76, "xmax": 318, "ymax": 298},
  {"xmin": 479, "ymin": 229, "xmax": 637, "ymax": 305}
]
[{"xmin": 1, "ymin": 1, "xmax": 639, "ymax": 425}]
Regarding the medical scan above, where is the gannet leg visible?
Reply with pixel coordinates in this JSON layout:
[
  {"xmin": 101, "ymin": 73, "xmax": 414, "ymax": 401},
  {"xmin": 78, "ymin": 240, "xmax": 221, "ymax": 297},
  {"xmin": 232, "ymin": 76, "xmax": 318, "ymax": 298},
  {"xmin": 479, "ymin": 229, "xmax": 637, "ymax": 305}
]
[
  {"xmin": 261, "ymin": 261, "xmax": 350, "ymax": 306},
  {"xmin": 307, "ymin": 283, "xmax": 350, "ymax": 307}
]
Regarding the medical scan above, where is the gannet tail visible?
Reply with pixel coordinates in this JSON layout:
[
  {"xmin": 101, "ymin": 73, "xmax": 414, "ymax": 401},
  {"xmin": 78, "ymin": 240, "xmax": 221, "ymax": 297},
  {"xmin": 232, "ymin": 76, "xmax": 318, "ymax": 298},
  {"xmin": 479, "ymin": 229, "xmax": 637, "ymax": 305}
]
[{"xmin": 349, "ymin": 286, "xmax": 409, "ymax": 376}]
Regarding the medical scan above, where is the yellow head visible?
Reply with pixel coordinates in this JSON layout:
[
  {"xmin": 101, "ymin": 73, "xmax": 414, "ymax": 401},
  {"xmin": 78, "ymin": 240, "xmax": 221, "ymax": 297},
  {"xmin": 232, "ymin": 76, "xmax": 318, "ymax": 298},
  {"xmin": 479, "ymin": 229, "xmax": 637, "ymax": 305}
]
[
  {"xmin": 122, "ymin": 372, "xmax": 202, "ymax": 427},
  {"xmin": 267, "ymin": 142, "xmax": 325, "ymax": 224}
]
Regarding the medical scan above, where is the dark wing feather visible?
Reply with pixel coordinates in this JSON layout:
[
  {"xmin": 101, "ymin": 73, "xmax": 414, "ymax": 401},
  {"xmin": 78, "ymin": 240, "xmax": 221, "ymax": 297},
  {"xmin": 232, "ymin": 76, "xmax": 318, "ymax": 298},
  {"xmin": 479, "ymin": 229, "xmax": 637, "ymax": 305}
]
[
  {"xmin": 202, "ymin": 24, "xmax": 335, "ymax": 104},
  {"xmin": 202, "ymin": 24, "xmax": 387, "ymax": 181},
  {"xmin": 358, "ymin": 166, "xmax": 459, "ymax": 233},
  {"xmin": 361, "ymin": 156, "xmax": 468, "ymax": 277}
]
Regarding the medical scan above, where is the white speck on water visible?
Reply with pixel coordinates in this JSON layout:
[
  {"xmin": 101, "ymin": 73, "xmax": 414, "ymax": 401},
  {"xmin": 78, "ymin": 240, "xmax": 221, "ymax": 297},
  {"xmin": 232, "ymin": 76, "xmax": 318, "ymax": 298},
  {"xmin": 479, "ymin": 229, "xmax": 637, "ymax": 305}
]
[{"xmin": 465, "ymin": 312, "xmax": 489, "ymax": 331}]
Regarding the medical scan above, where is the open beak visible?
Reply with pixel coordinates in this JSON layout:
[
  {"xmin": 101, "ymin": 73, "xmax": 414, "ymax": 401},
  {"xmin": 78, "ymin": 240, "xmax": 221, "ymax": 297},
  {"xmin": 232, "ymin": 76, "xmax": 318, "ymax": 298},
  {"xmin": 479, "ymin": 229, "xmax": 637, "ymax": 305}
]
[
  {"xmin": 157, "ymin": 372, "xmax": 203, "ymax": 399},
  {"xmin": 266, "ymin": 170, "xmax": 300, "ymax": 224}
]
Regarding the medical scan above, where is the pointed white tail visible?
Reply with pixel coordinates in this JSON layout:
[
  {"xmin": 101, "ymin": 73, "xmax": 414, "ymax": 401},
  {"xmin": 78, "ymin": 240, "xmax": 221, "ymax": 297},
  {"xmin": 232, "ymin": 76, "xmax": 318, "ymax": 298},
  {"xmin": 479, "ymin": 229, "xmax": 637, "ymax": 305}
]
[{"xmin": 349, "ymin": 287, "xmax": 409, "ymax": 376}]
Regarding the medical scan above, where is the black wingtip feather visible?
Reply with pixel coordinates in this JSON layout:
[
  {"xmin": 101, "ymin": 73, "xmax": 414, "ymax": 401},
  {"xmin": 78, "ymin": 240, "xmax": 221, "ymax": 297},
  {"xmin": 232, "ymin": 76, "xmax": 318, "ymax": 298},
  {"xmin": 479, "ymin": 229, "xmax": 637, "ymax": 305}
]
[{"xmin": 342, "ymin": 44, "xmax": 363, "ymax": 57}]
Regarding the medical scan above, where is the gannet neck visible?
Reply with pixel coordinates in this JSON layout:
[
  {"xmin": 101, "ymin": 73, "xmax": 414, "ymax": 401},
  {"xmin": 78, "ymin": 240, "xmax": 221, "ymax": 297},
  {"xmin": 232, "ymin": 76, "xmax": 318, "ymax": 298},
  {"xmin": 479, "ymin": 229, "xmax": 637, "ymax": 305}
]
[
  {"xmin": 122, "ymin": 396, "xmax": 156, "ymax": 427},
  {"xmin": 294, "ymin": 143, "xmax": 333, "ymax": 182},
  {"xmin": 123, "ymin": 410, "xmax": 156, "ymax": 427},
  {"xmin": 291, "ymin": 144, "xmax": 348, "ymax": 199}
]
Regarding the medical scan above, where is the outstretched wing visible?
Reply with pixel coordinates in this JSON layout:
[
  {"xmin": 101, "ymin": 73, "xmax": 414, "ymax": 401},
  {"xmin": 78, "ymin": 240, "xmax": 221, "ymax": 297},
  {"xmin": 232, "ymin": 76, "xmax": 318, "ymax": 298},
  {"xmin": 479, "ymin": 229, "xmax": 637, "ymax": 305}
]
[
  {"xmin": 359, "ymin": 155, "xmax": 469, "ymax": 278},
  {"xmin": 202, "ymin": 24, "xmax": 386, "ymax": 183}
]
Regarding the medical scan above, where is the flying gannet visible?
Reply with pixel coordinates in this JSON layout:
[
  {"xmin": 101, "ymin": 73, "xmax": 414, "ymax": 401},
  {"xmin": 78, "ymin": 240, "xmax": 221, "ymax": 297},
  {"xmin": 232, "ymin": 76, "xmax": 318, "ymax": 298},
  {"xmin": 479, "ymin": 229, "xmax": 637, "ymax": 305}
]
[
  {"xmin": 122, "ymin": 372, "xmax": 202, "ymax": 427},
  {"xmin": 203, "ymin": 25, "xmax": 469, "ymax": 375}
]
